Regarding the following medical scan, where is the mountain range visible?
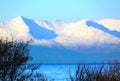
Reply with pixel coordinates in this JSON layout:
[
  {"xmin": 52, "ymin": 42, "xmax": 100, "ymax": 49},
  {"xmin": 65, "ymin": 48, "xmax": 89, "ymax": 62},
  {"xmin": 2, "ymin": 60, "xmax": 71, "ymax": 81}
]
[{"xmin": 0, "ymin": 16, "xmax": 120, "ymax": 63}]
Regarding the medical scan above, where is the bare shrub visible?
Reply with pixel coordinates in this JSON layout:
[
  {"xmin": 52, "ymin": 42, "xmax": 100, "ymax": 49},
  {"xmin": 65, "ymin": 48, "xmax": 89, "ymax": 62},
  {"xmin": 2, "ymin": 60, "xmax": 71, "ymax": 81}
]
[
  {"xmin": 0, "ymin": 38, "xmax": 53, "ymax": 81},
  {"xmin": 68, "ymin": 63, "xmax": 120, "ymax": 81}
]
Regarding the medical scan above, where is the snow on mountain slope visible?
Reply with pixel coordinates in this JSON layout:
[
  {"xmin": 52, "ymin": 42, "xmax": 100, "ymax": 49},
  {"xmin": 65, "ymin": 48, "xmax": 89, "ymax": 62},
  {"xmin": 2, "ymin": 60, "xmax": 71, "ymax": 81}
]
[
  {"xmin": 21, "ymin": 16, "xmax": 57, "ymax": 40},
  {"xmin": 0, "ymin": 16, "xmax": 120, "ymax": 50},
  {"xmin": 53, "ymin": 19, "xmax": 120, "ymax": 49},
  {"xmin": 35, "ymin": 19, "xmax": 65, "ymax": 32},
  {"xmin": 0, "ymin": 16, "xmax": 57, "ymax": 46},
  {"xmin": 95, "ymin": 19, "xmax": 120, "ymax": 32},
  {"xmin": 86, "ymin": 20, "xmax": 120, "ymax": 38},
  {"xmin": 0, "ymin": 16, "xmax": 30, "ymax": 41}
]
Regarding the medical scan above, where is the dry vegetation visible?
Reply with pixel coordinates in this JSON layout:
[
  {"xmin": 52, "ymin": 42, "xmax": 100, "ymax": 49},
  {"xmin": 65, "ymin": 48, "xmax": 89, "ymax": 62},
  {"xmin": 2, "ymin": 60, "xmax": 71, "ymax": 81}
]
[
  {"xmin": 0, "ymin": 37, "xmax": 120, "ymax": 81},
  {"xmin": 68, "ymin": 63, "xmax": 120, "ymax": 81},
  {"xmin": 0, "ymin": 38, "xmax": 54, "ymax": 81}
]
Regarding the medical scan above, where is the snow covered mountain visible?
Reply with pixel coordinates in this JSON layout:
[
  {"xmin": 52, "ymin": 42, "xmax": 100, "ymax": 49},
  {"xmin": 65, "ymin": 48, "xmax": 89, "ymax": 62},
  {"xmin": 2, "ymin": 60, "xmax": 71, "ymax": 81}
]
[
  {"xmin": 0, "ymin": 16, "xmax": 120, "ymax": 48},
  {"xmin": 0, "ymin": 16, "xmax": 120, "ymax": 63}
]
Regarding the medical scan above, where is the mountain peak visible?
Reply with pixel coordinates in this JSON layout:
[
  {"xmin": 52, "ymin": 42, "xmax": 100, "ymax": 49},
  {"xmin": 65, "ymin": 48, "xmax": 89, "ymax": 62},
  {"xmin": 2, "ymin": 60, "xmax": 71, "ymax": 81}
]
[
  {"xmin": 16, "ymin": 16, "xmax": 26, "ymax": 19},
  {"xmin": 11, "ymin": 16, "xmax": 30, "ymax": 22},
  {"xmin": 8, "ymin": 16, "xmax": 24, "ymax": 22}
]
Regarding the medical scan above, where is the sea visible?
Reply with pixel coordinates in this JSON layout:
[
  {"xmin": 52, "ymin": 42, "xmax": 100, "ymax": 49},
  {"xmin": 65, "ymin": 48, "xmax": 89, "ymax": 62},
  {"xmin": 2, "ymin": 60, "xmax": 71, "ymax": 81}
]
[{"xmin": 29, "ymin": 63, "xmax": 112, "ymax": 81}]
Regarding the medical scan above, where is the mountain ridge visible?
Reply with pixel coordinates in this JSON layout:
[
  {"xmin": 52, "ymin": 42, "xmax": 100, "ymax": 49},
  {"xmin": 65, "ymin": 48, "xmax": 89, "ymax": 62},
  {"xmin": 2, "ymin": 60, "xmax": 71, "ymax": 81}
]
[
  {"xmin": 0, "ymin": 16, "xmax": 120, "ymax": 63},
  {"xmin": 0, "ymin": 16, "xmax": 120, "ymax": 49}
]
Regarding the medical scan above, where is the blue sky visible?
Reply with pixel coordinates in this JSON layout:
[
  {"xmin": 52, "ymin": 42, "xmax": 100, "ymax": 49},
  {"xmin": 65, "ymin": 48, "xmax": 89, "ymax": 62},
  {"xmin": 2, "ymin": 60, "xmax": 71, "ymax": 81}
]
[{"xmin": 0, "ymin": 0, "xmax": 120, "ymax": 22}]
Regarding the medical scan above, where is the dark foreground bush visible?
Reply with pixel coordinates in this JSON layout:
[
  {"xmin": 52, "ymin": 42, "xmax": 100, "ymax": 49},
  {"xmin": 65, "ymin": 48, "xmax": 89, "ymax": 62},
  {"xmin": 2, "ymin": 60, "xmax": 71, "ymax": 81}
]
[
  {"xmin": 0, "ymin": 39, "xmax": 54, "ymax": 81},
  {"xmin": 68, "ymin": 63, "xmax": 120, "ymax": 81}
]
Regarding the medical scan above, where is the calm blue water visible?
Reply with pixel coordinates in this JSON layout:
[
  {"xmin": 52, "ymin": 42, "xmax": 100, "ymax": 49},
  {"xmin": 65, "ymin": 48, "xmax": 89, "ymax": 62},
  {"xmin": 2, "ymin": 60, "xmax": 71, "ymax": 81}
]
[
  {"xmin": 30, "ymin": 64, "xmax": 112, "ymax": 81},
  {"xmin": 35, "ymin": 64, "xmax": 76, "ymax": 81}
]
